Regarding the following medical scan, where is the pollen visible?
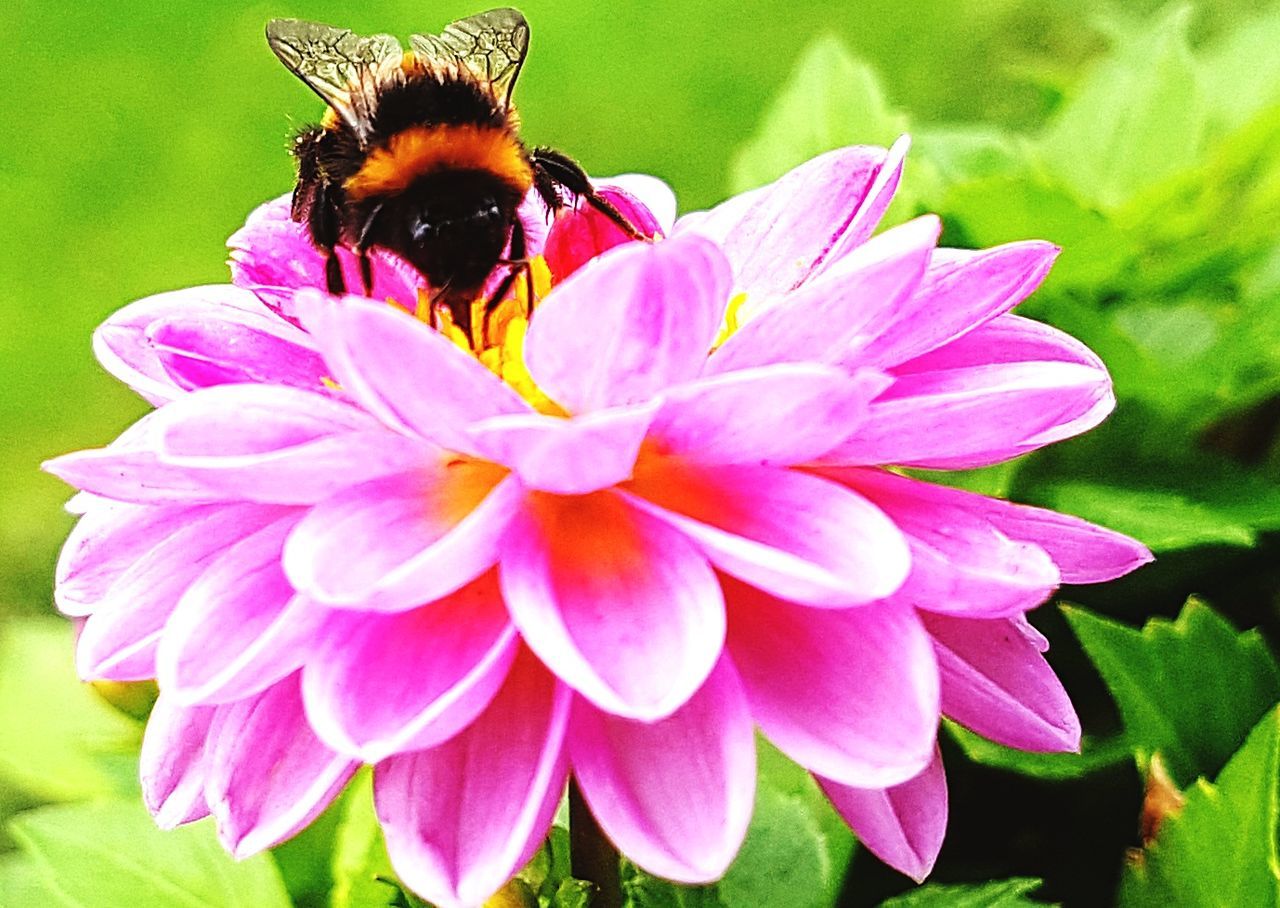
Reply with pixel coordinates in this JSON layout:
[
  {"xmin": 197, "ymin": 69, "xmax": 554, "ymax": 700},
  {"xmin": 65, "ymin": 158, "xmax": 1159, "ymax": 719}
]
[{"xmin": 423, "ymin": 256, "xmax": 564, "ymax": 416}]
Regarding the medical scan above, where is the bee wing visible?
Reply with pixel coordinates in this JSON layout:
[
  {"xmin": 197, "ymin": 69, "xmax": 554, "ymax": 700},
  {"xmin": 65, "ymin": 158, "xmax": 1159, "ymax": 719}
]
[
  {"xmin": 410, "ymin": 8, "xmax": 530, "ymax": 109},
  {"xmin": 266, "ymin": 19, "xmax": 403, "ymax": 144}
]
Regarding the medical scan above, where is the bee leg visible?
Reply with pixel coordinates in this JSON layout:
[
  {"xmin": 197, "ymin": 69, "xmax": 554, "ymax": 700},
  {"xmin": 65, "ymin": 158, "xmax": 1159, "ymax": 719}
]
[
  {"xmin": 530, "ymin": 146, "xmax": 652, "ymax": 241},
  {"xmin": 481, "ymin": 218, "xmax": 533, "ymax": 341},
  {"xmin": 355, "ymin": 204, "xmax": 384, "ymax": 296},
  {"xmin": 310, "ymin": 180, "xmax": 346, "ymax": 295}
]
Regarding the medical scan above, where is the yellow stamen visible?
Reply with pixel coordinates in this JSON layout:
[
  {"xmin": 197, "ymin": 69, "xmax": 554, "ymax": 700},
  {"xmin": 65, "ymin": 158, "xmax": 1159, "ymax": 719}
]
[
  {"xmin": 418, "ymin": 256, "xmax": 562, "ymax": 415},
  {"xmin": 712, "ymin": 291, "xmax": 750, "ymax": 350}
]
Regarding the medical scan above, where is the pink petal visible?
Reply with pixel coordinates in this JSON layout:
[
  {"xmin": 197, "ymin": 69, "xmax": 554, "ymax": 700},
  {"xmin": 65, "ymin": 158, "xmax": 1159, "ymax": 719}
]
[
  {"xmin": 706, "ymin": 216, "xmax": 937, "ymax": 375},
  {"xmin": 151, "ymin": 384, "xmax": 428, "ymax": 504},
  {"xmin": 649, "ymin": 365, "xmax": 889, "ymax": 465},
  {"xmin": 55, "ymin": 502, "xmax": 214, "ymax": 616},
  {"xmin": 823, "ymin": 322, "xmax": 1115, "ymax": 469},
  {"xmin": 205, "ymin": 675, "xmax": 358, "ymax": 858},
  {"xmin": 851, "ymin": 242, "xmax": 1059, "ymax": 369},
  {"xmin": 44, "ymin": 412, "xmax": 233, "ymax": 505},
  {"xmin": 297, "ymin": 293, "xmax": 530, "ymax": 450},
  {"xmin": 139, "ymin": 695, "xmax": 215, "ymax": 829},
  {"xmin": 467, "ymin": 405, "xmax": 656, "ymax": 494},
  {"xmin": 821, "ymin": 467, "xmax": 1061, "ymax": 618},
  {"xmin": 228, "ymin": 194, "xmax": 422, "ymax": 320},
  {"xmin": 923, "ymin": 613, "xmax": 1080, "ymax": 753},
  {"xmin": 726, "ymin": 581, "xmax": 939, "ymax": 787},
  {"xmin": 543, "ymin": 185, "xmax": 664, "ymax": 282},
  {"xmin": 147, "ymin": 312, "xmax": 328, "ymax": 393},
  {"xmin": 376, "ymin": 649, "xmax": 571, "ymax": 908},
  {"xmin": 820, "ymin": 748, "xmax": 947, "ymax": 883},
  {"xmin": 600, "ymin": 175, "xmax": 677, "ymax": 233},
  {"xmin": 500, "ymin": 491, "xmax": 724, "ymax": 720},
  {"xmin": 975, "ymin": 500, "xmax": 1153, "ymax": 584},
  {"xmin": 680, "ymin": 140, "xmax": 906, "ymax": 299},
  {"xmin": 623, "ymin": 461, "xmax": 910, "ymax": 607},
  {"xmin": 75, "ymin": 503, "xmax": 292, "ymax": 680},
  {"xmin": 825, "ymin": 468, "xmax": 1150, "ymax": 585},
  {"xmin": 93, "ymin": 285, "xmax": 270, "ymax": 405},
  {"xmin": 156, "ymin": 513, "xmax": 325, "ymax": 705},
  {"xmin": 283, "ymin": 468, "xmax": 519, "ymax": 612},
  {"xmin": 569, "ymin": 657, "xmax": 755, "ymax": 883},
  {"xmin": 302, "ymin": 576, "xmax": 518, "ymax": 761},
  {"xmin": 524, "ymin": 234, "xmax": 732, "ymax": 413}
]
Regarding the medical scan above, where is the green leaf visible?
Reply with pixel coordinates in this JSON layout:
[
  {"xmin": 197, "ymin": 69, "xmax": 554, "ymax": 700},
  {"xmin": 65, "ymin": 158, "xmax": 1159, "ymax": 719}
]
[
  {"xmin": 1120, "ymin": 707, "xmax": 1280, "ymax": 906},
  {"xmin": 272, "ymin": 783, "xmax": 349, "ymax": 908},
  {"xmin": 620, "ymin": 861, "xmax": 722, "ymax": 908},
  {"xmin": 1199, "ymin": 8, "xmax": 1280, "ymax": 134},
  {"xmin": 330, "ymin": 771, "xmax": 401, "ymax": 908},
  {"xmin": 8, "ymin": 800, "xmax": 290, "ymax": 908},
  {"xmin": 716, "ymin": 739, "xmax": 853, "ymax": 908},
  {"xmin": 880, "ymin": 877, "xmax": 1045, "ymax": 906},
  {"xmin": 1038, "ymin": 6, "xmax": 1207, "ymax": 209},
  {"xmin": 940, "ymin": 175, "xmax": 1135, "ymax": 289},
  {"xmin": 1064, "ymin": 599, "xmax": 1280, "ymax": 784},
  {"xmin": 0, "ymin": 855, "xmax": 73, "ymax": 908},
  {"xmin": 1032, "ymin": 481, "xmax": 1256, "ymax": 552},
  {"xmin": 549, "ymin": 878, "xmax": 597, "ymax": 908},
  {"xmin": 946, "ymin": 723, "xmax": 1129, "ymax": 780},
  {"xmin": 0, "ymin": 618, "xmax": 141, "ymax": 801},
  {"xmin": 620, "ymin": 738, "xmax": 853, "ymax": 908},
  {"xmin": 729, "ymin": 33, "xmax": 907, "ymax": 195}
]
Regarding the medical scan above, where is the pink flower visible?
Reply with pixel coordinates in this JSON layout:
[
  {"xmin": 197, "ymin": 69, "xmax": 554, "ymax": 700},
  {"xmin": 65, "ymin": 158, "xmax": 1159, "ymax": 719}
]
[{"xmin": 48, "ymin": 140, "xmax": 1149, "ymax": 906}]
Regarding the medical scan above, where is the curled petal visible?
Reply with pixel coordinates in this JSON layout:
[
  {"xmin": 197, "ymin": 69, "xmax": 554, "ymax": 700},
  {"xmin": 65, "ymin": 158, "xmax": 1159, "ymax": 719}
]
[
  {"xmin": 924, "ymin": 612, "xmax": 1080, "ymax": 753},
  {"xmin": 624, "ymin": 461, "xmax": 910, "ymax": 607},
  {"xmin": 824, "ymin": 465, "xmax": 1151, "ymax": 585},
  {"xmin": 500, "ymin": 491, "xmax": 724, "ymax": 720},
  {"xmin": 823, "ymin": 321, "xmax": 1115, "ymax": 469},
  {"xmin": 205, "ymin": 675, "xmax": 358, "ymax": 858},
  {"xmin": 302, "ymin": 577, "xmax": 518, "ymax": 761},
  {"xmin": 298, "ymin": 293, "xmax": 530, "ymax": 450},
  {"xmin": 151, "ymin": 384, "xmax": 428, "ymax": 504},
  {"xmin": 820, "ymin": 748, "xmax": 947, "ymax": 883},
  {"xmin": 851, "ymin": 242, "xmax": 1060, "ymax": 370},
  {"xmin": 284, "ymin": 468, "xmax": 518, "ymax": 612},
  {"xmin": 524, "ymin": 234, "xmax": 732, "ymax": 413},
  {"xmin": 376, "ymin": 649, "xmax": 570, "ymax": 908},
  {"xmin": 147, "ymin": 312, "xmax": 328, "ymax": 393},
  {"xmin": 156, "ymin": 513, "xmax": 323, "ymax": 706},
  {"xmin": 601, "ymin": 174, "xmax": 677, "ymax": 233},
  {"xmin": 569, "ymin": 658, "xmax": 756, "ymax": 883},
  {"xmin": 820, "ymin": 467, "xmax": 1061, "ymax": 618},
  {"xmin": 707, "ymin": 216, "xmax": 937, "ymax": 373},
  {"xmin": 228, "ymin": 193, "xmax": 422, "ymax": 320},
  {"xmin": 76, "ymin": 504, "xmax": 292, "ymax": 681},
  {"xmin": 543, "ymin": 184, "xmax": 664, "ymax": 282},
  {"xmin": 681, "ymin": 140, "xmax": 906, "ymax": 298},
  {"xmin": 726, "ymin": 581, "xmax": 939, "ymax": 788},
  {"xmin": 139, "ymin": 695, "xmax": 215, "ymax": 829},
  {"xmin": 93, "ymin": 285, "xmax": 270, "ymax": 404},
  {"xmin": 56, "ymin": 502, "xmax": 214, "ymax": 616},
  {"xmin": 650, "ymin": 364, "xmax": 890, "ymax": 465}
]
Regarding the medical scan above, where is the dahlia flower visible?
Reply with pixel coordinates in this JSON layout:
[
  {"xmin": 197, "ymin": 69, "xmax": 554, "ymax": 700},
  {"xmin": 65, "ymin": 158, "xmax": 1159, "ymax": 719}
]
[{"xmin": 48, "ymin": 138, "xmax": 1150, "ymax": 906}]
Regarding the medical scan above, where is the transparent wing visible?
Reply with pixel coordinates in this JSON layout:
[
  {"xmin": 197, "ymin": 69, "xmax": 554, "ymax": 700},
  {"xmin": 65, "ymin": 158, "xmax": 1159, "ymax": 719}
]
[
  {"xmin": 266, "ymin": 19, "xmax": 402, "ymax": 143},
  {"xmin": 410, "ymin": 8, "xmax": 530, "ymax": 108}
]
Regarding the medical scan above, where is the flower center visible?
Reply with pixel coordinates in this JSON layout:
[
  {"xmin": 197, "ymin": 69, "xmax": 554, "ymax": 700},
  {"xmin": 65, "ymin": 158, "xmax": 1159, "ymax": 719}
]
[{"xmin": 410, "ymin": 256, "xmax": 563, "ymax": 415}]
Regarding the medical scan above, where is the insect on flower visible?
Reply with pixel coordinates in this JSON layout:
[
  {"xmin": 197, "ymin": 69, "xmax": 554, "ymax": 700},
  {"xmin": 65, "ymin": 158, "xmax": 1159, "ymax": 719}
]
[{"xmin": 267, "ymin": 7, "xmax": 646, "ymax": 337}]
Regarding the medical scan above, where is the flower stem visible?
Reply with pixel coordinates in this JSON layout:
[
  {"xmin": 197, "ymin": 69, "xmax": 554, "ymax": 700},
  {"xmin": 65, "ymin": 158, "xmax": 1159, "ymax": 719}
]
[{"xmin": 569, "ymin": 779, "xmax": 622, "ymax": 907}]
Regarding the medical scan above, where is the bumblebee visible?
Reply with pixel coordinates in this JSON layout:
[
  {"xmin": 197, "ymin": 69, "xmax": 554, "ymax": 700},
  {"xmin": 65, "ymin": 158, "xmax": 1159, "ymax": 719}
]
[{"xmin": 266, "ymin": 8, "xmax": 643, "ymax": 336}]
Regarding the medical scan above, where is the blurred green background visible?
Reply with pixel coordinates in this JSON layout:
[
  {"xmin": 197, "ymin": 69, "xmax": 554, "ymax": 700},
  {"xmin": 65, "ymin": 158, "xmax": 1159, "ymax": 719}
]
[{"xmin": 5, "ymin": 0, "xmax": 1280, "ymax": 905}]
